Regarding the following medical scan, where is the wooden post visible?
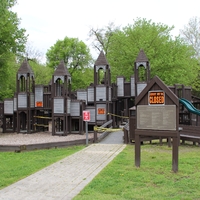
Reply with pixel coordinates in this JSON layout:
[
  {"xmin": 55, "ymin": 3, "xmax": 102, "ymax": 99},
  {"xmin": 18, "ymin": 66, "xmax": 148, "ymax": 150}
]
[
  {"xmin": 135, "ymin": 134, "xmax": 141, "ymax": 167},
  {"xmin": 172, "ymin": 136, "xmax": 179, "ymax": 172},
  {"xmin": 94, "ymin": 131, "xmax": 97, "ymax": 143},
  {"xmin": 124, "ymin": 129, "xmax": 129, "ymax": 144}
]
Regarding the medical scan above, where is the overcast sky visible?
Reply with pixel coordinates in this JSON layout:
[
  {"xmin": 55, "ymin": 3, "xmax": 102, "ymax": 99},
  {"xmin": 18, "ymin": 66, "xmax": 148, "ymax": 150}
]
[{"xmin": 13, "ymin": 0, "xmax": 200, "ymax": 61}]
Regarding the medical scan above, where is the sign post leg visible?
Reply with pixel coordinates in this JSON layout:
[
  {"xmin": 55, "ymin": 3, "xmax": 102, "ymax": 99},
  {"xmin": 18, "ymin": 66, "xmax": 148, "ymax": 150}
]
[
  {"xmin": 86, "ymin": 121, "xmax": 88, "ymax": 146},
  {"xmin": 83, "ymin": 110, "xmax": 90, "ymax": 146},
  {"xmin": 135, "ymin": 134, "xmax": 141, "ymax": 167},
  {"xmin": 172, "ymin": 136, "xmax": 178, "ymax": 172}
]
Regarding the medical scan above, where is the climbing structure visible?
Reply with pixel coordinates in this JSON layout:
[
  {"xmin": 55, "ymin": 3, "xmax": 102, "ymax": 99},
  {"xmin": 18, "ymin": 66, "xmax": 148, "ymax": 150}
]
[{"xmin": 1, "ymin": 50, "xmax": 195, "ymax": 135}]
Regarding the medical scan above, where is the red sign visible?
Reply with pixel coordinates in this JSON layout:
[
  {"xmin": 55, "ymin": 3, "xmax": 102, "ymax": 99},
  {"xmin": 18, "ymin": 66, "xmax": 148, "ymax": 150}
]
[{"xmin": 83, "ymin": 110, "xmax": 90, "ymax": 121}]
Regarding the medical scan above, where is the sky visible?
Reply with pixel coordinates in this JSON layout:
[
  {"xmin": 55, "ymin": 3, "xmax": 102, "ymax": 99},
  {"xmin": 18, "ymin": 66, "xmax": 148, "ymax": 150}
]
[{"xmin": 13, "ymin": 0, "xmax": 200, "ymax": 62}]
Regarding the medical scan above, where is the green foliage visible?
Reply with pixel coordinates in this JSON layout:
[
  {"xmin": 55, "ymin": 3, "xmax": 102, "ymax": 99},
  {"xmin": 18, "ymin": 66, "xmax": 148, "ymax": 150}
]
[
  {"xmin": 0, "ymin": 0, "xmax": 27, "ymax": 54},
  {"xmin": 0, "ymin": 145, "xmax": 85, "ymax": 189},
  {"xmin": 88, "ymin": 18, "xmax": 199, "ymax": 89},
  {"xmin": 75, "ymin": 143, "xmax": 200, "ymax": 200},
  {"xmin": 29, "ymin": 60, "xmax": 54, "ymax": 85},
  {"xmin": 0, "ymin": 53, "xmax": 18, "ymax": 101},
  {"xmin": 0, "ymin": 57, "xmax": 53, "ymax": 101},
  {"xmin": 190, "ymin": 68, "xmax": 200, "ymax": 96},
  {"xmin": 71, "ymin": 67, "xmax": 94, "ymax": 91},
  {"xmin": 46, "ymin": 36, "xmax": 92, "ymax": 71},
  {"xmin": 0, "ymin": 0, "xmax": 27, "ymax": 100},
  {"xmin": 46, "ymin": 36, "xmax": 93, "ymax": 90},
  {"xmin": 106, "ymin": 18, "xmax": 198, "ymax": 87}
]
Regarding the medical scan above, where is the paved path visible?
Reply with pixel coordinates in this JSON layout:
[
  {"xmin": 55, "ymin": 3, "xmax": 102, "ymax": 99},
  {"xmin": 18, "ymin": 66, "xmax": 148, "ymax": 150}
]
[{"xmin": 0, "ymin": 131, "xmax": 126, "ymax": 200}]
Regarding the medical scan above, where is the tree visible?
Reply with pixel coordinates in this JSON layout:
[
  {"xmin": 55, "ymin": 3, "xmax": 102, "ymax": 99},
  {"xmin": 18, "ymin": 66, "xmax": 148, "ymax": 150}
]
[
  {"xmin": 0, "ymin": 0, "xmax": 27, "ymax": 100},
  {"xmin": 180, "ymin": 17, "xmax": 200, "ymax": 95},
  {"xmin": 46, "ymin": 36, "xmax": 93, "ymax": 90},
  {"xmin": 180, "ymin": 17, "xmax": 200, "ymax": 60},
  {"xmin": 29, "ymin": 61, "xmax": 53, "ymax": 86},
  {"xmin": 0, "ymin": 0, "xmax": 27, "ymax": 54},
  {"xmin": 71, "ymin": 68, "xmax": 94, "ymax": 91},
  {"xmin": 0, "ymin": 54, "xmax": 18, "ymax": 100},
  {"xmin": 88, "ymin": 22, "xmax": 120, "ymax": 56},
  {"xmin": 46, "ymin": 37, "xmax": 92, "ymax": 71},
  {"xmin": 24, "ymin": 42, "xmax": 45, "ymax": 64},
  {"xmin": 90, "ymin": 18, "xmax": 198, "ymax": 88}
]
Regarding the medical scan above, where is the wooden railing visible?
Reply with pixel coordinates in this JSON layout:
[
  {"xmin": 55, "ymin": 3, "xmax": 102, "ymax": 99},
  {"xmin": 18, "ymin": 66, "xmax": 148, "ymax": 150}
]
[{"xmin": 179, "ymin": 125, "xmax": 200, "ymax": 146}]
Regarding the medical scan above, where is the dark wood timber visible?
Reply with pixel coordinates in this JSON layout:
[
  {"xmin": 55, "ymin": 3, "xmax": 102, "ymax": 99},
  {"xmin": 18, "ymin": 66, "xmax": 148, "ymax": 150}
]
[{"xmin": 135, "ymin": 75, "xmax": 179, "ymax": 172}]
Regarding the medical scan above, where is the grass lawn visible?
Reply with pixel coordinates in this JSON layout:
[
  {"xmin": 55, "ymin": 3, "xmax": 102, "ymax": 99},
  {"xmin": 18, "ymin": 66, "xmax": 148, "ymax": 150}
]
[
  {"xmin": 74, "ymin": 142, "xmax": 200, "ymax": 200},
  {"xmin": 0, "ymin": 145, "xmax": 85, "ymax": 189}
]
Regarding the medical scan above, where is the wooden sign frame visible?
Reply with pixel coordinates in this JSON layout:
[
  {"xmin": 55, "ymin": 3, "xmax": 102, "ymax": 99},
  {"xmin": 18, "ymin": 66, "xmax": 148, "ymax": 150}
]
[{"xmin": 135, "ymin": 76, "xmax": 179, "ymax": 172}]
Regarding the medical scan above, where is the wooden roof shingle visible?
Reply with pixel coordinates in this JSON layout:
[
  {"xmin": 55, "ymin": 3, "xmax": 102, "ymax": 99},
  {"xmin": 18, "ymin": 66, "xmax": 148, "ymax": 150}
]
[
  {"xmin": 95, "ymin": 51, "xmax": 109, "ymax": 66},
  {"xmin": 53, "ymin": 60, "xmax": 71, "ymax": 76},
  {"xmin": 135, "ymin": 49, "xmax": 149, "ymax": 62},
  {"xmin": 17, "ymin": 60, "xmax": 34, "ymax": 75}
]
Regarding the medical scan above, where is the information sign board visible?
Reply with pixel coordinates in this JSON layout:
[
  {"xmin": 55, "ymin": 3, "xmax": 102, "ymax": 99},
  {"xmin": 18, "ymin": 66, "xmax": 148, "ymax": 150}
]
[{"xmin": 137, "ymin": 105, "xmax": 176, "ymax": 130}]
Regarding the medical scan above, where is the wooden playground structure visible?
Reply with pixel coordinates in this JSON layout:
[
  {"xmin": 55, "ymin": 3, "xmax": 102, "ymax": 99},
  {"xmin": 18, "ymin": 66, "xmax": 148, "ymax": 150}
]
[{"xmin": 0, "ymin": 50, "xmax": 200, "ymax": 148}]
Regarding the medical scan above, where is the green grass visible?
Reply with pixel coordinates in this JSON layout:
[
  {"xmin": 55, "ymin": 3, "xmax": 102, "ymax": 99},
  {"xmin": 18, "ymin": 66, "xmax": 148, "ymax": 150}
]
[
  {"xmin": 1, "ymin": 142, "xmax": 200, "ymax": 199},
  {"xmin": 0, "ymin": 145, "xmax": 85, "ymax": 189},
  {"xmin": 74, "ymin": 143, "xmax": 200, "ymax": 200}
]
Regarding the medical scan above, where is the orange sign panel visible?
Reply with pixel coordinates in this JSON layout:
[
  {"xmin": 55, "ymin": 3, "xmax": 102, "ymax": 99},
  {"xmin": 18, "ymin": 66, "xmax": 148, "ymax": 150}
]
[
  {"xmin": 149, "ymin": 91, "xmax": 165, "ymax": 105},
  {"xmin": 36, "ymin": 101, "xmax": 43, "ymax": 107},
  {"xmin": 98, "ymin": 108, "xmax": 105, "ymax": 114}
]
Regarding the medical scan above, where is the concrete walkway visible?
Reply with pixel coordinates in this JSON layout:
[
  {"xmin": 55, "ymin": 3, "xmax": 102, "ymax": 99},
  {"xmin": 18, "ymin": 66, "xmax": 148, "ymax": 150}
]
[{"xmin": 0, "ymin": 131, "xmax": 126, "ymax": 200}]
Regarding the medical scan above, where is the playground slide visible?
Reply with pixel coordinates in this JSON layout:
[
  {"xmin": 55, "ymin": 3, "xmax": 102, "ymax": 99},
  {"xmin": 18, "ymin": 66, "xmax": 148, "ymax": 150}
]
[{"xmin": 179, "ymin": 98, "xmax": 200, "ymax": 116}]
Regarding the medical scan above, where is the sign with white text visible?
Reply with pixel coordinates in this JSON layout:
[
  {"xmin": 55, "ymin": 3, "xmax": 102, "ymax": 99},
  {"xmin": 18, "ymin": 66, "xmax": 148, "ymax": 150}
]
[{"xmin": 83, "ymin": 110, "xmax": 90, "ymax": 121}]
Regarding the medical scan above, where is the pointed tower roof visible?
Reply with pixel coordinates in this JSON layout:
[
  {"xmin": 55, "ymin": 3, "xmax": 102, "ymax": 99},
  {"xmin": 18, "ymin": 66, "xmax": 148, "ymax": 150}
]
[
  {"xmin": 135, "ymin": 49, "xmax": 149, "ymax": 62},
  {"xmin": 17, "ymin": 59, "xmax": 34, "ymax": 75},
  {"xmin": 53, "ymin": 60, "xmax": 71, "ymax": 76},
  {"xmin": 95, "ymin": 51, "xmax": 109, "ymax": 66}
]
